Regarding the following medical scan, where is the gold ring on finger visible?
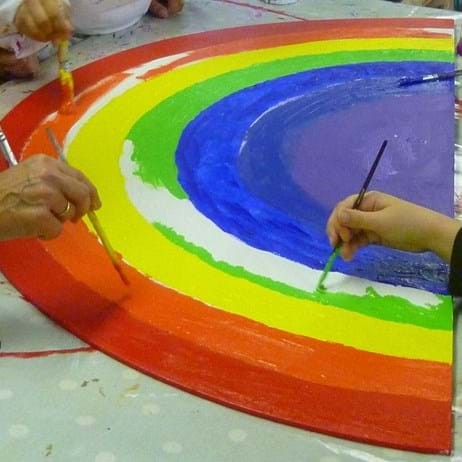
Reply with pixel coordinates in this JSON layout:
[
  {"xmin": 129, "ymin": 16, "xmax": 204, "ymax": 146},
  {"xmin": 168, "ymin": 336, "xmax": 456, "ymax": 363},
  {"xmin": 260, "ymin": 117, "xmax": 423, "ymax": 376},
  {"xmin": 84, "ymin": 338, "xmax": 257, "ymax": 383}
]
[{"xmin": 56, "ymin": 200, "xmax": 71, "ymax": 218}]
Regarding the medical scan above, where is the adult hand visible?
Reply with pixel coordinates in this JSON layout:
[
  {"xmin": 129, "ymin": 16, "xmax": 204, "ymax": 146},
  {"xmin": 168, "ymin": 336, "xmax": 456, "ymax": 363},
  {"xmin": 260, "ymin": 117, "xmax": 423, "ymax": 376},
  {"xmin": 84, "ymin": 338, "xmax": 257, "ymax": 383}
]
[
  {"xmin": 0, "ymin": 154, "xmax": 101, "ymax": 241},
  {"xmin": 14, "ymin": 0, "xmax": 73, "ymax": 42},
  {"xmin": 150, "ymin": 0, "xmax": 184, "ymax": 19},
  {"xmin": 326, "ymin": 191, "xmax": 461, "ymax": 262}
]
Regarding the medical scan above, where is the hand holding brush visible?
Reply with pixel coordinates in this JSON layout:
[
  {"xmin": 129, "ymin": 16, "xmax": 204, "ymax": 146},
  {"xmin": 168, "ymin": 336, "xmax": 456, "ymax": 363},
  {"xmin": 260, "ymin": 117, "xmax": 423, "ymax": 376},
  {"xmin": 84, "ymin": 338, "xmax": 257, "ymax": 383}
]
[
  {"xmin": 316, "ymin": 140, "xmax": 388, "ymax": 291},
  {"xmin": 14, "ymin": 0, "xmax": 73, "ymax": 43},
  {"xmin": 326, "ymin": 192, "xmax": 461, "ymax": 264}
]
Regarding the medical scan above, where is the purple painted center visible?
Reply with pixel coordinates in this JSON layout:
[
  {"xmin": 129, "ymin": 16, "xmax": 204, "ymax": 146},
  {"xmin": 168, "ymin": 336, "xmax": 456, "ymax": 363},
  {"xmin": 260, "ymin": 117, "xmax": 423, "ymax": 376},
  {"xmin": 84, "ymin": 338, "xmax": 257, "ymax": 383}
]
[{"xmin": 285, "ymin": 93, "xmax": 453, "ymax": 215}]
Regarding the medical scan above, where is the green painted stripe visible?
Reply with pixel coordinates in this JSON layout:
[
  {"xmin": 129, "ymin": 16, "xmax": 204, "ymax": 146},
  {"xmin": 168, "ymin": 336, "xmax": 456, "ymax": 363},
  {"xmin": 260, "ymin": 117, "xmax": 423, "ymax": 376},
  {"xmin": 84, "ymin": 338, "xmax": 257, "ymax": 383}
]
[
  {"xmin": 130, "ymin": 47, "xmax": 453, "ymax": 330},
  {"xmin": 129, "ymin": 48, "xmax": 452, "ymax": 198},
  {"xmin": 154, "ymin": 223, "xmax": 453, "ymax": 331}
]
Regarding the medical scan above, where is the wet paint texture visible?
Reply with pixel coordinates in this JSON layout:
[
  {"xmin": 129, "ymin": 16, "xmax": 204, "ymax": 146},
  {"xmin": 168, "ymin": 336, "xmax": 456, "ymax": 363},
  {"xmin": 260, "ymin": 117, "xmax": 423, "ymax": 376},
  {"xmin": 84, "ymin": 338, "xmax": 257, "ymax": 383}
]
[
  {"xmin": 154, "ymin": 223, "xmax": 453, "ymax": 331},
  {"xmin": 130, "ymin": 60, "xmax": 453, "ymax": 293},
  {"xmin": 61, "ymin": 38, "xmax": 454, "ymax": 358},
  {"xmin": 130, "ymin": 48, "xmax": 452, "ymax": 198},
  {"xmin": 0, "ymin": 19, "xmax": 455, "ymax": 454}
]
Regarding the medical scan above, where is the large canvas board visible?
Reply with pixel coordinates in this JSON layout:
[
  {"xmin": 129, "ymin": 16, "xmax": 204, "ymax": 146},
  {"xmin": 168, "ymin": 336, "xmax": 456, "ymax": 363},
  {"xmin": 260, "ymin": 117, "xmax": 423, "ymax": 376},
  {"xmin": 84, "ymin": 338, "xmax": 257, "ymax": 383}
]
[{"xmin": 0, "ymin": 19, "xmax": 455, "ymax": 453}]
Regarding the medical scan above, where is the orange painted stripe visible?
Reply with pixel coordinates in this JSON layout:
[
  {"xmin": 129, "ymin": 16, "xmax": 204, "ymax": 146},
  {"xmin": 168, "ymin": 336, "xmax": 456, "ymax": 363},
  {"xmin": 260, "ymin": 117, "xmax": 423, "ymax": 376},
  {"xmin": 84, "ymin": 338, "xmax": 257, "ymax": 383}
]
[
  {"xmin": 2, "ymin": 18, "xmax": 454, "ymax": 158},
  {"xmin": 12, "ymin": 220, "xmax": 448, "ymax": 401},
  {"xmin": 139, "ymin": 27, "xmax": 453, "ymax": 81},
  {"xmin": 0, "ymin": 21, "xmax": 453, "ymax": 453},
  {"xmin": 0, "ymin": 236, "xmax": 451, "ymax": 454},
  {"xmin": 13, "ymin": 23, "xmax": 451, "ymax": 400}
]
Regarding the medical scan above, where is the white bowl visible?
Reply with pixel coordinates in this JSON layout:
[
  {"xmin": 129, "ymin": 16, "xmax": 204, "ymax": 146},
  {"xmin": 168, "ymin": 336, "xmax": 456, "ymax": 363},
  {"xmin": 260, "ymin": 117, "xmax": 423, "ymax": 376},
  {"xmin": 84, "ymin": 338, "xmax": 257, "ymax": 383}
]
[{"xmin": 71, "ymin": 0, "xmax": 151, "ymax": 35}]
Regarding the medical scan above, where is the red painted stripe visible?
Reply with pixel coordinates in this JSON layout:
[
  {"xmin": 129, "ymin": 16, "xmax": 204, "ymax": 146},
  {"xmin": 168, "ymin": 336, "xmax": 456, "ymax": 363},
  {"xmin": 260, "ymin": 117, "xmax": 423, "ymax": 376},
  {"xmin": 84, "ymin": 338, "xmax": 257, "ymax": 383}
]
[
  {"xmin": 0, "ymin": 21, "xmax": 453, "ymax": 453},
  {"xmin": 9, "ymin": 214, "xmax": 451, "ymax": 400},
  {"xmin": 0, "ymin": 237, "xmax": 450, "ymax": 454},
  {"xmin": 14, "ymin": 21, "xmax": 452, "ymax": 399},
  {"xmin": 1, "ymin": 19, "xmax": 453, "ymax": 155},
  {"xmin": 138, "ymin": 27, "xmax": 451, "ymax": 81},
  {"xmin": 97, "ymin": 310, "xmax": 452, "ymax": 454},
  {"xmin": 0, "ymin": 230, "xmax": 453, "ymax": 453},
  {"xmin": 0, "ymin": 346, "xmax": 94, "ymax": 359}
]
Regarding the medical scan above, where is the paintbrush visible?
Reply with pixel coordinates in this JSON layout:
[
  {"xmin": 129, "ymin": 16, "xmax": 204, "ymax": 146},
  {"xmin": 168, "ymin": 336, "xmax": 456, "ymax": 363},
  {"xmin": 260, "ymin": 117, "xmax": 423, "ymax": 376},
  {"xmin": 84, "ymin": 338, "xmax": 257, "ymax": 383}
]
[
  {"xmin": 398, "ymin": 69, "xmax": 462, "ymax": 87},
  {"xmin": 315, "ymin": 139, "xmax": 388, "ymax": 292},
  {"xmin": 0, "ymin": 127, "xmax": 128, "ymax": 285},
  {"xmin": 57, "ymin": 40, "xmax": 75, "ymax": 114},
  {"xmin": 0, "ymin": 126, "xmax": 18, "ymax": 166},
  {"xmin": 46, "ymin": 127, "xmax": 130, "ymax": 285}
]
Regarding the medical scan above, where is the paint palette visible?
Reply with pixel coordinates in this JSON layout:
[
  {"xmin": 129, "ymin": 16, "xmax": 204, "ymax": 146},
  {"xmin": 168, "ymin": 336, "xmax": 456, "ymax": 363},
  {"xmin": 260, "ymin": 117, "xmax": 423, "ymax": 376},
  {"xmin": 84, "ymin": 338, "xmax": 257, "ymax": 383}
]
[{"xmin": 0, "ymin": 19, "xmax": 455, "ymax": 453}]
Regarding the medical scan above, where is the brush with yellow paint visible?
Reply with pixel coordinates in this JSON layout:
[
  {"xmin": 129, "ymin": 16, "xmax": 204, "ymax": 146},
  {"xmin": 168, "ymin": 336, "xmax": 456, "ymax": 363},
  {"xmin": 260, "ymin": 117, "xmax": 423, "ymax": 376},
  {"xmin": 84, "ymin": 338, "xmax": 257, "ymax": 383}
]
[
  {"xmin": 46, "ymin": 128, "xmax": 130, "ymax": 286},
  {"xmin": 57, "ymin": 40, "xmax": 75, "ymax": 114}
]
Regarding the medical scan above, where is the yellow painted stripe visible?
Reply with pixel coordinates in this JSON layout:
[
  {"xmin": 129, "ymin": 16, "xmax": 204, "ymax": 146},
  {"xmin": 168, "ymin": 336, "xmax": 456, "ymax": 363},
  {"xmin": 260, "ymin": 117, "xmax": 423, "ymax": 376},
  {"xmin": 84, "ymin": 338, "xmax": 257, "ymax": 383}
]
[{"xmin": 68, "ymin": 37, "xmax": 452, "ymax": 363}]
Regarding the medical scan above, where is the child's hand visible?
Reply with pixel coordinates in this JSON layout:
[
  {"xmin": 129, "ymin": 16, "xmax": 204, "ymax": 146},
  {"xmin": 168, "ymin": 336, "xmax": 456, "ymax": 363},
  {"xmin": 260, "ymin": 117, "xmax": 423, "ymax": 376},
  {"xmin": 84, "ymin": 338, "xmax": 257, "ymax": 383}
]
[
  {"xmin": 14, "ymin": 0, "xmax": 73, "ymax": 42},
  {"xmin": 150, "ymin": 0, "xmax": 184, "ymax": 19},
  {"xmin": 326, "ymin": 191, "xmax": 461, "ymax": 263}
]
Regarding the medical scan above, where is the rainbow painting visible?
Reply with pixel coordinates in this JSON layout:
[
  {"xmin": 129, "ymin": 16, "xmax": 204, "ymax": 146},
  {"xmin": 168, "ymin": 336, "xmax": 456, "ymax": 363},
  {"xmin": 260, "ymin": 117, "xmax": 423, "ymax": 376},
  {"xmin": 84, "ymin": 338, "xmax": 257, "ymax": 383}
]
[{"xmin": 0, "ymin": 19, "xmax": 455, "ymax": 454}]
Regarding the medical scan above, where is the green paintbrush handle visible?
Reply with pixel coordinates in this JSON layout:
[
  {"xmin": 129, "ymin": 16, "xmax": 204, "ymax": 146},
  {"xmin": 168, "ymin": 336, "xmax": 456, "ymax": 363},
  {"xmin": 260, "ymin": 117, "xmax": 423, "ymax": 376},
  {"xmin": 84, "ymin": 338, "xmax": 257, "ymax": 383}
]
[{"xmin": 316, "ymin": 246, "xmax": 341, "ymax": 292}]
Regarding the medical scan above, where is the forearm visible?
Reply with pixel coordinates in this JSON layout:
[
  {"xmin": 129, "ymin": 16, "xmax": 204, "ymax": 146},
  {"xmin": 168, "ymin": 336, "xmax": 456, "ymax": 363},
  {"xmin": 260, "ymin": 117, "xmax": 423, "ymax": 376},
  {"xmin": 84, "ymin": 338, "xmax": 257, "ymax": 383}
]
[
  {"xmin": 413, "ymin": 210, "xmax": 462, "ymax": 296},
  {"xmin": 424, "ymin": 213, "xmax": 462, "ymax": 263}
]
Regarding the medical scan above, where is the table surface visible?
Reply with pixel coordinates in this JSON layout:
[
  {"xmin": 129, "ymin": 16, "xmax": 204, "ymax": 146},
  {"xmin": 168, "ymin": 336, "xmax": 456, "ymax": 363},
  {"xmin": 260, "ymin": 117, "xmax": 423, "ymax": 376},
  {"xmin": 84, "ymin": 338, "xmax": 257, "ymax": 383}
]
[{"xmin": 1, "ymin": 1, "xmax": 462, "ymax": 461}]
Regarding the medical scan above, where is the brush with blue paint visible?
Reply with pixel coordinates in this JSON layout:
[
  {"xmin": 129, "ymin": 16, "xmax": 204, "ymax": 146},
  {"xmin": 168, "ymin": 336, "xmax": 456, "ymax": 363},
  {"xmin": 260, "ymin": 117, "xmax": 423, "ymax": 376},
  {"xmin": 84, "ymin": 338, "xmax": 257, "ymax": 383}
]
[
  {"xmin": 315, "ymin": 139, "xmax": 388, "ymax": 292},
  {"xmin": 398, "ymin": 69, "xmax": 462, "ymax": 87}
]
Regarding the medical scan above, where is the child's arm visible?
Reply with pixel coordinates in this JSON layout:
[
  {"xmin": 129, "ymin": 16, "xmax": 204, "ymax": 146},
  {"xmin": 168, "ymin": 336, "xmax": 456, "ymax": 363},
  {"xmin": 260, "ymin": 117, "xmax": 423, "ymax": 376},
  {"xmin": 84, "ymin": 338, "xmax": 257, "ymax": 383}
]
[
  {"xmin": 327, "ymin": 192, "xmax": 462, "ymax": 295},
  {"xmin": 326, "ymin": 191, "xmax": 462, "ymax": 262},
  {"xmin": 14, "ymin": 0, "xmax": 72, "ymax": 42}
]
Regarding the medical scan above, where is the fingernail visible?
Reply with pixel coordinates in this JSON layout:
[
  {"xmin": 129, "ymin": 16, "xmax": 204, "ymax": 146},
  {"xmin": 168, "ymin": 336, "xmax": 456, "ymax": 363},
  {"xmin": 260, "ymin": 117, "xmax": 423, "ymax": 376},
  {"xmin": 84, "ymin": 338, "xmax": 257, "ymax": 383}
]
[
  {"xmin": 160, "ymin": 8, "xmax": 169, "ymax": 18},
  {"xmin": 341, "ymin": 249, "xmax": 350, "ymax": 261},
  {"xmin": 339, "ymin": 210, "xmax": 350, "ymax": 224}
]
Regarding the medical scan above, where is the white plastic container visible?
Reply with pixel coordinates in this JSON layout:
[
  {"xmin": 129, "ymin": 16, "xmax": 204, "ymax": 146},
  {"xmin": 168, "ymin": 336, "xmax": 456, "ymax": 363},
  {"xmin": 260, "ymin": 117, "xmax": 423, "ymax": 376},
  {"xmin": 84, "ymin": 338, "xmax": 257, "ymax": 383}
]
[{"xmin": 71, "ymin": 0, "xmax": 151, "ymax": 35}]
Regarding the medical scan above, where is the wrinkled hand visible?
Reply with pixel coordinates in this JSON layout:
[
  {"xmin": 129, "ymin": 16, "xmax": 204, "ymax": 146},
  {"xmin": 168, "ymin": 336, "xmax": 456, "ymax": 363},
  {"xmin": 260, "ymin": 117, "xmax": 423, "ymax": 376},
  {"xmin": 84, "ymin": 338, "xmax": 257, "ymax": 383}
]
[
  {"xmin": 0, "ymin": 155, "xmax": 101, "ymax": 241},
  {"xmin": 326, "ymin": 191, "xmax": 461, "ymax": 262},
  {"xmin": 14, "ymin": 0, "xmax": 72, "ymax": 42},
  {"xmin": 150, "ymin": 0, "xmax": 184, "ymax": 19}
]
